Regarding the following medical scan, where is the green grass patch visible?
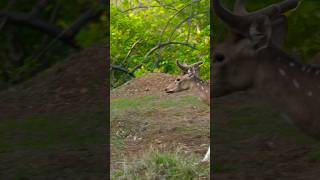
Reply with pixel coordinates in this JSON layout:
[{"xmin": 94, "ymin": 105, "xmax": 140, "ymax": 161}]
[
  {"xmin": 111, "ymin": 95, "xmax": 159, "ymax": 110},
  {"xmin": 111, "ymin": 147, "xmax": 209, "ymax": 179},
  {"xmin": 111, "ymin": 95, "xmax": 205, "ymax": 111},
  {"xmin": 305, "ymin": 145, "xmax": 320, "ymax": 162},
  {"xmin": 213, "ymin": 105, "xmax": 315, "ymax": 144},
  {"xmin": 0, "ymin": 112, "xmax": 106, "ymax": 152}
]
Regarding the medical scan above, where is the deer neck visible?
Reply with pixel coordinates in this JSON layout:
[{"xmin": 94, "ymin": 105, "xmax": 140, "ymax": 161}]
[
  {"xmin": 255, "ymin": 45, "xmax": 320, "ymax": 137},
  {"xmin": 189, "ymin": 76, "xmax": 210, "ymax": 105}
]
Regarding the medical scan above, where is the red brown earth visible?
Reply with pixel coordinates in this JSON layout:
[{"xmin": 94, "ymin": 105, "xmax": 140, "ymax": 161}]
[
  {"xmin": 111, "ymin": 73, "xmax": 320, "ymax": 179},
  {"xmin": 0, "ymin": 47, "xmax": 107, "ymax": 120},
  {"xmin": 0, "ymin": 47, "xmax": 108, "ymax": 179}
]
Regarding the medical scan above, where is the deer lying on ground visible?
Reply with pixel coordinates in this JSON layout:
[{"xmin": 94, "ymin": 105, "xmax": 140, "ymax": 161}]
[
  {"xmin": 213, "ymin": 0, "xmax": 320, "ymax": 139},
  {"xmin": 165, "ymin": 60, "xmax": 210, "ymax": 162}
]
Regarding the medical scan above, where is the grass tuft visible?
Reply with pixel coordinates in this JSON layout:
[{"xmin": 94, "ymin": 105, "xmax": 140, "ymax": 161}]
[{"xmin": 111, "ymin": 147, "xmax": 209, "ymax": 180}]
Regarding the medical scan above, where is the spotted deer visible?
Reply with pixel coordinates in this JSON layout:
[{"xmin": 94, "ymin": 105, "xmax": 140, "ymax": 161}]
[
  {"xmin": 165, "ymin": 60, "xmax": 210, "ymax": 162},
  {"xmin": 213, "ymin": 0, "xmax": 320, "ymax": 139}
]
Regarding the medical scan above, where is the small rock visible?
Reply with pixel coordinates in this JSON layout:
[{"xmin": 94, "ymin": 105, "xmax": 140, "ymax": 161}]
[
  {"xmin": 80, "ymin": 88, "xmax": 88, "ymax": 94},
  {"xmin": 266, "ymin": 141, "xmax": 275, "ymax": 149}
]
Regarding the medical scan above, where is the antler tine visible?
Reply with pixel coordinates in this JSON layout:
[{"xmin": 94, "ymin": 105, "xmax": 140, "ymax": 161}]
[
  {"xmin": 214, "ymin": 0, "xmax": 299, "ymax": 34},
  {"xmin": 234, "ymin": 0, "xmax": 248, "ymax": 15},
  {"xmin": 249, "ymin": 0, "xmax": 299, "ymax": 19},
  {"xmin": 191, "ymin": 61, "xmax": 203, "ymax": 67},
  {"xmin": 213, "ymin": 0, "xmax": 251, "ymax": 34},
  {"xmin": 176, "ymin": 60, "xmax": 189, "ymax": 72}
]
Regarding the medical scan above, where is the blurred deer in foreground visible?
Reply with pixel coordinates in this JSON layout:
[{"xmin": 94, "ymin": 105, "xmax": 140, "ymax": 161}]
[
  {"xmin": 213, "ymin": 0, "xmax": 320, "ymax": 139},
  {"xmin": 165, "ymin": 60, "xmax": 210, "ymax": 162}
]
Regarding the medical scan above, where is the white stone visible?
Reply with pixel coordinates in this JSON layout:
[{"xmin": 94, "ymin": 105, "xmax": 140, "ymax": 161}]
[
  {"xmin": 278, "ymin": 68, "xmax": 286, "ymax": 76},
  {"xmin": 201, "ymin": 146, "xmax": 210, "ymax": 162},
  {"xmin": 293, "ymin": 79, "xmax": 300, "ymax": 88}
]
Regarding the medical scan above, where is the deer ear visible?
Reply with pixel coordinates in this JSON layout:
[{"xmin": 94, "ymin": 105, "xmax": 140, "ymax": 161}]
[
  {"xmin": 271, "ymin": 15, "xmax": 288, "ymax": 47},
  {"xmin": 249, "ymin": 16, "xmax": 272, "ymax": 51}
]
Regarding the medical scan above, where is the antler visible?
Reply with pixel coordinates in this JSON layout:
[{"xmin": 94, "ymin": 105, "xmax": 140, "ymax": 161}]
[
  {"xmin": 214, "ymin": 0, "xmax": 299, "ymax": 34},
  {"xmin": 176, "ymin": 60, "xmax": 203, "ymax": 75},
  {"xmin": 234, "ymin": 0, "xmax": 248, "ymax": 15},
  {"xmin": 176, "ymin": 60, "xmax": 189, "ymax": 73}
]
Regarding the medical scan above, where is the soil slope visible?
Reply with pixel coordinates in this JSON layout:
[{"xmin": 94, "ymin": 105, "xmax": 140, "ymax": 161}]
[
  {"xmin": 0, "ymin": 47, "xmax": 107, "ymax": 119},
  {"xmin": 0, "ymin": 47, "xmax": 108, "ymax": 179}
]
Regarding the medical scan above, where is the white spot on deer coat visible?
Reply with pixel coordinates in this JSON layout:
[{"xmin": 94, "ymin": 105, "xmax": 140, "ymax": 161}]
[
  {"xmin": 302, "ymin": 66, "xmax": 307, "ymax": 72},
  {"xmin": 293, "ymin": 79, "xmax": 300, "ymax": 88},
  {"xmin": 289, "ymin": 62, "xmax": 295, "ymax": 67},
  {"xmin": 307, "ymin": 91, "xmax": 313, "ymax": 96}
]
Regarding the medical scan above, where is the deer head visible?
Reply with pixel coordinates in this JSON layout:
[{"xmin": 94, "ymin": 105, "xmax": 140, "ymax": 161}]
[
  {"xmin": 212, "ymin": 0, "xmax": 299, "ymax": 97},
  {"xmin": 165, "ymin": 60, "xmax": 203, "ymax": 93}
]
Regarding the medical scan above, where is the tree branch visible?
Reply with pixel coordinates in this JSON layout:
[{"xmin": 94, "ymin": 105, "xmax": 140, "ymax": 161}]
[
  {"xmin": 121, "ymin": 38, "xmax": 143, "ymax": 66},
  {"xmin": 0, "ymin": 0, "xmax": 16, "ymax": 30},
  {"xmin": 158, "ymin": 0, "xmax": 201, "ymax": 44},
  {"xmin": 0, "ymin": 11, "xmax": 78, "ymax": 48},
  {"xmin": 66, "ymin": 7, "xmax": 104, "ymax": 37},
  {"xmin": 130, "ymin": 41, "xmax": 196, "ymax": 73},
  {"xmin": 122, "ymin": 4, "xmax": 177, "ymax": 13},
  {"xmin": 186, "ymin": 1, "xmax": 193, "ymax": 43},
  {"xmin": 166, "ymin": 12, "xmax": 207, "ymax": 42},
  {"xmin": 29, "ymin": 0, "xmax": 49, "ymax": 17},
  {"xmin": 110, "ymin": 64, "xmax": 135, "ymax": 77}
]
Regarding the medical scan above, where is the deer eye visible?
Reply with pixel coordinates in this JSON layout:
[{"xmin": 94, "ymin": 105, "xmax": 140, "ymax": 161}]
[
  {"xmin": 214, "ymin": 53, "xmax": 225, "ymax": 63},
  {"xmin": 176, "ymin": 78, "xmax": 180, "ymax": 81}
]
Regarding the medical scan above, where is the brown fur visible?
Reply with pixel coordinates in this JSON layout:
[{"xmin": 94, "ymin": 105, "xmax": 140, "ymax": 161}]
[{"xmin": 213, "ymin": 0, "xmax": 320, "ymax": 139}]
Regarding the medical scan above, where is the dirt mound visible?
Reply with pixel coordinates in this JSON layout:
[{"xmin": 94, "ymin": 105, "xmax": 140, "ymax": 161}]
[
  {"xmin": 111, "ymin": 72, "xmax": 179, "ymax": 98},
  {"xmin": 0, "ymin": 47, "xmax": 107, "ymax": 119}
]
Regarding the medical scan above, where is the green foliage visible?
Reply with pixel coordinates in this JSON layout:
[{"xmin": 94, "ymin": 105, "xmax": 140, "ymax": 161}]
[
  {"xmin": 0, "ymin": 1, "xmax": 105, "ymax": 88},
  {"xmin": 285, "ymin": 0, "xmax": 320, "ymax": 62},
  {"xmin": 110, "ymin": 0, "xmax": 210, "ymax": 87}
]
